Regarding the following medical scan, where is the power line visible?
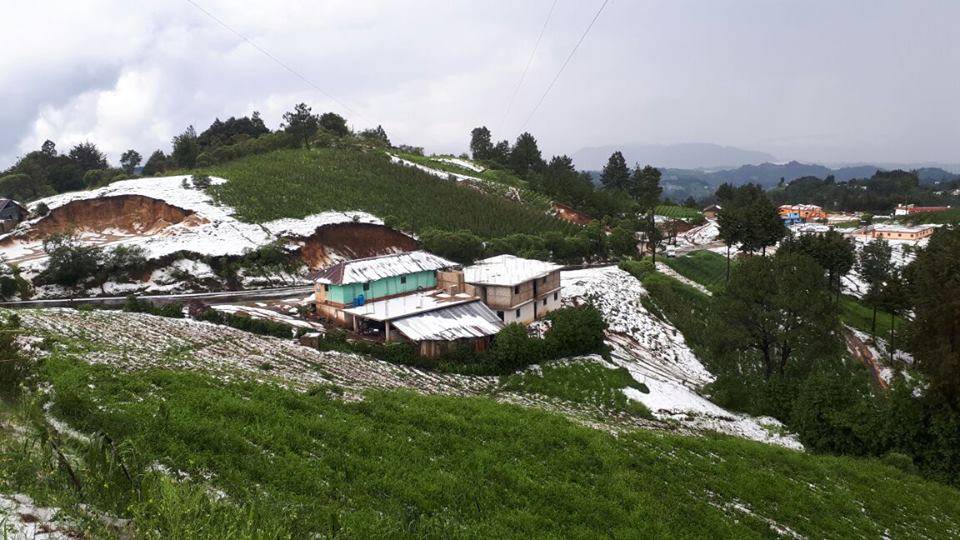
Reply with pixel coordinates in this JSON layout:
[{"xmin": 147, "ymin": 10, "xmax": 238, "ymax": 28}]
[
  {"xmin": 183, "ymin": 0, "xmax": 364, "ymax": 121},
  {"xmin": 498, "ymin": 0, "xmax": 558, "ymax": 133},
  {"xmin": 518, "ymin": 0, "xmax": 609, "ymax": 132}
]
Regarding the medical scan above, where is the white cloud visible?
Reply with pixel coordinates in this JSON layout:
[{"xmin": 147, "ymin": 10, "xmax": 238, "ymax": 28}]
[{"xmin": 2, "ymin": 0, "xmax": 960, "ymax": 168}]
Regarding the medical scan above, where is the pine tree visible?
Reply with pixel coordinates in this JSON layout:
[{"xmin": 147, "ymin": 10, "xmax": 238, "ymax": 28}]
[
  {"xmin": 857, "ymin": 239, "xmax": 894, "ymax": 339},
  {"xmin": 508, "ymin": 132, "xmax": 545, "ymax": 177},
  {"xmin": 171, "ymin": 126, "xmax": 200, "ymax": 168},
  {"xmin": 630, "ymin": 165, "xmax": 662, "ymax": 212},
  {"xmin": 470, "ymin": 126, "xmax": 493, "ymax": 160},
  {"xmin": 600, "ymin": 151, "xmax": 630, "ymax": 191},
  {"xmin": 120, "ymin": 149, "xmax": 142, "ymax": 174},
  {"xmin": 282, "ymin": 103, "xmax": 320, "ymax": 148}
]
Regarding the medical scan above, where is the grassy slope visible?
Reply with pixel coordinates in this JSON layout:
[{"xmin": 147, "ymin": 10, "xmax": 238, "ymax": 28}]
[
  {"xmin": 4, "ymin": 357, "xmax": 959, "ymax": 539},
  {"xmin": 655, "ymin": 205, "xmax": 703, "ymax": 220},
  {"xmin": 499, "ymin": 361, "xmax": 652, "ymax": 417},
  {"xmin": 205, "ymin": 148, "xmax": 575, "ymax": 238}
]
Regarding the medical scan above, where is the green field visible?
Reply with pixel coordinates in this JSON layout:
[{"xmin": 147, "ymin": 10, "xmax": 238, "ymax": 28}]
[
  {"xmin": 206, "ymin": 149, "xmax": 576, "ymax": 238},
  {"xmin": 661, "ymin": 250, "xmax": 730, "ymax": 293},
  {"xmin": 3, "ymin": 356, "xmax": 959, "ymax": 539},
  {"xmin": 839, "ymin": 294, "xmax": 906, "ymax": 340},
  {"xmin": 655, "ymin": 205, "xmax": 703, "ymax": 220}
]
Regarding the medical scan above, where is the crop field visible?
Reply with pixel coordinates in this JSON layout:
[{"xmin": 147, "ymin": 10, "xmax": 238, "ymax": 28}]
[
  {"xmin": 206, "ymin": 149, "xmax": 577, "ymax": 238},
  {"xmin": 3, "ymin": 347, "xmax": 959, "ymax": 538},
  {"xmin": 661, "ymin": 250, "xmax": 730, "ymax": 293},
  {"xmin": 655, "ymin": 205, "xmax": 703, "ymax": 220}
]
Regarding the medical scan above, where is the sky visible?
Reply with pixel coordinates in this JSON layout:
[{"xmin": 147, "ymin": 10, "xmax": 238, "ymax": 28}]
[{"xmin": 2, "ymin": 0, "xmax": 959, "ymax": 170}]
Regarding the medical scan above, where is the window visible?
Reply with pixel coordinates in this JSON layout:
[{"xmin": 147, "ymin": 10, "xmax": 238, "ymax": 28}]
[
  {"xmin": 514, "ymin": 285, "xmax": 520, "ymax": 294},
  {"xmin": 362, "ymin": 283, "xmax": 370, "ymax": 291},
  {"xmin": 496, "ymin": 311, "xmax": 504, "ymax": 321},
  {"xmin": 323, "ymin": 284, "xmax": 329, "ymax": 292},
  {"xmin": 543, "ymin": 298, "xmax": 547, "ymax": 306},
  {"xmin": 400, "ymin": 276, "xmax": 407, "ymax": 284},
  {"xmin": 515, "ymin": 309, "xmax": 521, "ymax": 318},
  {"xmin": 542, "ymin": 277, "xmax": 547, "ymax": 284},
  {"xmin": 553, "ymin": 292, "xmax": 558, "ymax": 301}
]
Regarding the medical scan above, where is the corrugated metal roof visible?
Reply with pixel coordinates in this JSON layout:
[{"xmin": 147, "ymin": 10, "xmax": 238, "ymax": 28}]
[
  {"xmin": 314, "ymin": 250, "xmax": 456, "ymax": 285},
  {"xmin": 391, "ymin": 301, "xmax": 504, "ymax": 342},
  {"xmin": 342, "ymin": 290, "xmax": 477, "ymax": 321},
  {"xmin": 463, "ymin": 254, "xmax": 562, "ymax": 287}
]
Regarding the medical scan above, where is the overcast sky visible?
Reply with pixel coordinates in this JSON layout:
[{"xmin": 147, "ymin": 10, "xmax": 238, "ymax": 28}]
[{"xmin": 2, "ymin": 0, "xmax": 958, "ymax": 169}]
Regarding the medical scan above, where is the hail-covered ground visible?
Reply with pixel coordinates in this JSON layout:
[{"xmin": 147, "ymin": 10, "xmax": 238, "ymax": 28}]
[
  {"xmin": 561, "ymin": 266, "xmax": 803, "ymax": 450},
  {"xmin": 0, "ymin": 175, "xmax": 386, "ymax": 297}
]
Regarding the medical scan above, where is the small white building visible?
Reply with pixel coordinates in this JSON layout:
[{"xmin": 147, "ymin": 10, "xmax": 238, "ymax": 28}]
[{"xmin": 463, "ymin": 255, "xmax": 563, "ymax": 325}]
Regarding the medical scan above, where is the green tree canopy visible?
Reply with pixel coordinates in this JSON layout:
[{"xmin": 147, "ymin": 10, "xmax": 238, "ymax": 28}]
[
  {"xmin": 508, "ymin": 132, "xmax": 545, "ymax": 177},
  {"xmin": 120, "ymin": 149, "xmax": 142, "ymax": 174},
  {"xmin": 282, "ymin": 103, "xmax": 321, "ymax": 148},
  {"xmin": 470, "ymin": 126, "xmax": 493, "ymax": 160},
  {"xmin": 319, "ymin": 112, "xmax": 349, "ymax": 137},
  {"xmin": 599, "ymin": 151, "xmax": 630, "ymax": 191}
]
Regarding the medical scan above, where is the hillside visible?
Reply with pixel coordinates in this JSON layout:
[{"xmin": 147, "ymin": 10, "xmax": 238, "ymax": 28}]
[
  {"xmin": 572, "ymin": 143, "xmax": 777, "ymax": 170},
  {"xmin": 206, "ymin": 148, "xmax": 576, "ymax": 238},
  {"xmin": 3, "ymin": 308, "xmax": 959, "ymax": 538}
]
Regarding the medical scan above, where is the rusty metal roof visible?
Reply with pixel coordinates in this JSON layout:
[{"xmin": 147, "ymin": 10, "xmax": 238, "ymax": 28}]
[
  {"xmin": 390, "ymin": 300, "xmax": 504, "ymax": 342},
  {"xmin": 314, "ymin": 250, "xmax": 456, "ymax": 285}
]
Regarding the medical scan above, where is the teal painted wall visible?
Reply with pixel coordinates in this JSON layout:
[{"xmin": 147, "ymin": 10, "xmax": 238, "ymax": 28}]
[{"xmin": 326, "ymin": 271, "xmax": 436, "ymax": 305}]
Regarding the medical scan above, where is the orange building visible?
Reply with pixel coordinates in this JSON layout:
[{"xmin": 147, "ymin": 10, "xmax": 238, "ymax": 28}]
[{"xmin": 779, "ymin": 204, "xmax": 827, "ymax": 221}]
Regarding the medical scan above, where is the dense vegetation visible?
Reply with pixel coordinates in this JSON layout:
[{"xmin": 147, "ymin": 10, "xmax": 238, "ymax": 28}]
[
  {"xmin": 635, "ymin": 226, "xmax": 960, "ymax": 486},
  {"xmin": 500, "ymin": 361, "xmax": 651, "ymax": 417},
  {"xmin": 2, "ymin": 356, "xmax": 958, "ymax": 538}
]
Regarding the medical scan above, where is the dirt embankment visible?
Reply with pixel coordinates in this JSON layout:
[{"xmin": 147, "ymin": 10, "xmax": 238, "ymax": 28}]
[
  {"xmin": 27, "ymin": 195, "xmax": 205, "ymax": 239},
  {"xmin": 297, "ymin": 222, "xmax": 418, "ymax": 269}
]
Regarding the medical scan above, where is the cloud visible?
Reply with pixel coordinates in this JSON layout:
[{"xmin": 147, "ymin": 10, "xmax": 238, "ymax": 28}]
[{"xmin": 2, "ymin": 0, "xmax": 959, "ymax": 169}]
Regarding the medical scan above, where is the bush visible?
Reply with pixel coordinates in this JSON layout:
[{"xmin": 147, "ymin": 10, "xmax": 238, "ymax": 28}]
[
  {"xmin": 122, "ymin": 296, "xmax": 185, "ymax": 319},
  {"xmin": 544, "ymin": 305, "xmax": 607, "ymax": 358},
  {"xmin": 197, "ymin": 309, "xmax": 302, "ymax": 339},
  {"xmin": 40, "ymin": 232, "xmax": 103, "ymax": 287},
  {"xmin": 0, "ymin": 313, "xmax": 31, "ymax": 400}
]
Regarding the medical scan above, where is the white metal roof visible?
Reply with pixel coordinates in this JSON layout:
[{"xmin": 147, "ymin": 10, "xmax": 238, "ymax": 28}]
[
  {"xmin": 463, "ymin": 254, "xmax": 562, "ymax": 287},
  {"xmin": 391, "ymin": 301, "xmax": 504, "ymax": 342},
  {"xmin": 869, "ymin": 224, "xmax": 935, "ymax": 234},
  {"xmin": 342, "ymin": 290, "xmax": 477, "ymax": 322},
  {"xmin": 314, "ymin": 250, "xmax": 456, "ymax": 285}
]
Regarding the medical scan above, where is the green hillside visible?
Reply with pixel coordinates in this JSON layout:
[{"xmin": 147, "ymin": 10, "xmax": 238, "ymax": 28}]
[
  {"xmin": 206, "ymin": 148, "xmax": 577, "ymax": 238},
  {"xmin": 3, "ymin": 356, "xmax": 959, "ymax": 539}
]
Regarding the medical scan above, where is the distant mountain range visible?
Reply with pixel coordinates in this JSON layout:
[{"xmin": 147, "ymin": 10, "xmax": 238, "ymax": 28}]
[
  {"xmin": 571, "ymin": 143, "xmax": 777, "ymax": 170},
  {"xmin": 585, "ymin": 157, "xmax": 960, "ymax": 203}
]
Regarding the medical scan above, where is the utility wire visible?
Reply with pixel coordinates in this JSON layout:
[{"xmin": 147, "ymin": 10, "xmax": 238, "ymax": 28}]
[
  {"xmin": 183, "ymin": 0, "xmax": 364, "ymax": 120},
  {"xmin": 518, "ymin": 0, "xmax": 609, "ymax": 132},
  {"xmin": 498, "ymin": 0, "xmax": 558, "ymax": 133}
]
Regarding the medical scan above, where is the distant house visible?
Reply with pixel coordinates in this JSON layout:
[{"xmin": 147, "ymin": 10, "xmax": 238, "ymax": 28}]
[
  {"xmin": 780, "ymin": 210, "xmax": 804, "ymax": 225},
  {"xmin": 313, "ymin": 250, "xmax": 457, "ymax": 324},
  {"xmin": 0, "ymin": 199, "xmax": 28, "ymax": 234},
  {"xmin": 702, "ymin": 204, "xmax": 722, "ymax": 220},
  {"xmin": 463, "ymin": 255, "xmax": 562, "ymax": 325},
  {"xmin": 779, "ymin": 204, "xmax": 827, "ymax": 222},
  {"xmin": 854, "ymin": 224, "xmax": 936, "ymax": 241},
  {"xmin": 894, "ymin": 204, "xmax": 951, "ymax": 216}
]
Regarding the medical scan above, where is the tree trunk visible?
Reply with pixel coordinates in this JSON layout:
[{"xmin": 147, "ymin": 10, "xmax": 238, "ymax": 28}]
[
  {"xmin": 726, "ymin": 244, "xmax": 731, "ymax": 283},
  {"xmin": 890, "ymin": 312, "xmax": 896, "ymax": 362},
  {"xmin": 871, "ymin": 305, "xmax": 877, "ymax": 341}
]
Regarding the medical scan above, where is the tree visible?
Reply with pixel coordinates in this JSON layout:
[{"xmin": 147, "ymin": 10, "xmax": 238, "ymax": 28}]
[
  {"xmin": 282, "ymin": 103, "xmax": 320, "ymax": 148},
  {"xmin": 142, "ymin": 150, "xmax": 169, "ymax": 176},
  {"xmin": 171, "ymin": 126, "xmax": 200, "ymax": 168},
  {"xmin": 716, "ymin": 183, "xmax": 785, "ymax": 280},
  {"xmin": 469, "ymin": 126, "xmax": 493, "ymax": 160},
  {"xmin": 640, "ymin": 212, "xmax": 665, "ymax": 266},
  {"xmin": 907, "ymin": 227, "xmax": 960, "ymax": 407},
  {"xmin": 97, "ymin": 245, "xmax": 148, "ymax": 292},
  {"xmin": 359, "ymin": 125, "xmax": 390, "ymax": 147},
  {"xmin": 508, "ymin": 132, "xmax": 545, "ymax": 177},
  {"xmin": 779, "ymin": 230, "xmax": 854, "ymax": 302},
  {"xmin": 490, "ymin": 140, "xmax": 511, "ymax": 164},
  {"xmin": 197, "ymin": 112, "xmax": 270, "ymax": 148},
  {"xmin": 319, "ymin": 112, "xmax": 349, "ymax": 137},
  {"xmin": 683, "ymin": 196, "xmax": 698, "ymax": 208},
  {"xmin": 41, "ymin": 140, "xmax": 57, "ymax": 157},
  {"xmin": 630, "ymin": 165, "xmax": 662, "ymax": 212},
  {"xmin": 608, "ymin": 224, "xmax": 637, "ymax": 257},
  {"xmin": 712, "ymin": 253, "xmax": 842, "ymax": 380},
  {"xmin": 120, "ymin": 149, "xmax": 142, "ymax": 174},
  {"xmin": 40, "ymin": 232, "xmax": 103, "ymax": 287},
  {"xmin": 600, "ymin": 151, "xmax": 630, "ymax": 192},
  {"xmin": 68, "ymin": 142, "xmax": 108, "ymax": 172},
  {"xmin": 857, "ymin": 239, "xmax": 895, "ymax": 339}
]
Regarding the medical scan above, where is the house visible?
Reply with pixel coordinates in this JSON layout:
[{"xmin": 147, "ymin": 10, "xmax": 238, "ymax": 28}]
[
  {"xmin": 313, "ymin": 250, "xmax": 457, "ymax": 324},
  {"xmin": 854, "ymin": 224, "xmax": 936, "ymax": 241},
  {"xmin": 779, "ymin": 204, "xmax": 827, "ymax": 222},
  {"xmin": 702, "ymin": 204, "xmax": 722, "ymax": 220},
  {"xmin": 780, "ymin": 209, "xmax": 803, "ymax": 225},
  {"xmin": 791, "ymin": 223, "xmax": 833, "ymax": 236},
  {"xmin": 343, "ymin": 292, "xmax": 504, "ymax": 357},
  {"xmin": 894, "ymin": 204, "xmax": 951, "ymax": 216},
  {"xmin": 0, "ymin": 199, "xmax": 28, "ymax": 234},
  {"xmin": 462, "ymin": 254, "xmax": 562, "ymax": 325}
]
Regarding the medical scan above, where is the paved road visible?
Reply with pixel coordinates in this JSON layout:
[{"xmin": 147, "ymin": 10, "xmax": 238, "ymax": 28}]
[{"xmin": 0, "ymin": 286, "xmax": 315, "ymax": 309}]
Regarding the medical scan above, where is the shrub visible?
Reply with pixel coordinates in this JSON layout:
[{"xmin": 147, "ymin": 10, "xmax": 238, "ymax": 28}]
[
  {"xmin": 122, "ymin": 296, "xmax": 185, "ymax": 319},
  {"xmin": 544, "ymin": 305, "xmax": 607, "ymax": 358},
  {"xmin": 0, "ymin": 313, "xmax": 31, "ymax": 400},
  {"xmin": 40, "ymin": 232, "xmax": 103, "ymax": 287}
]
